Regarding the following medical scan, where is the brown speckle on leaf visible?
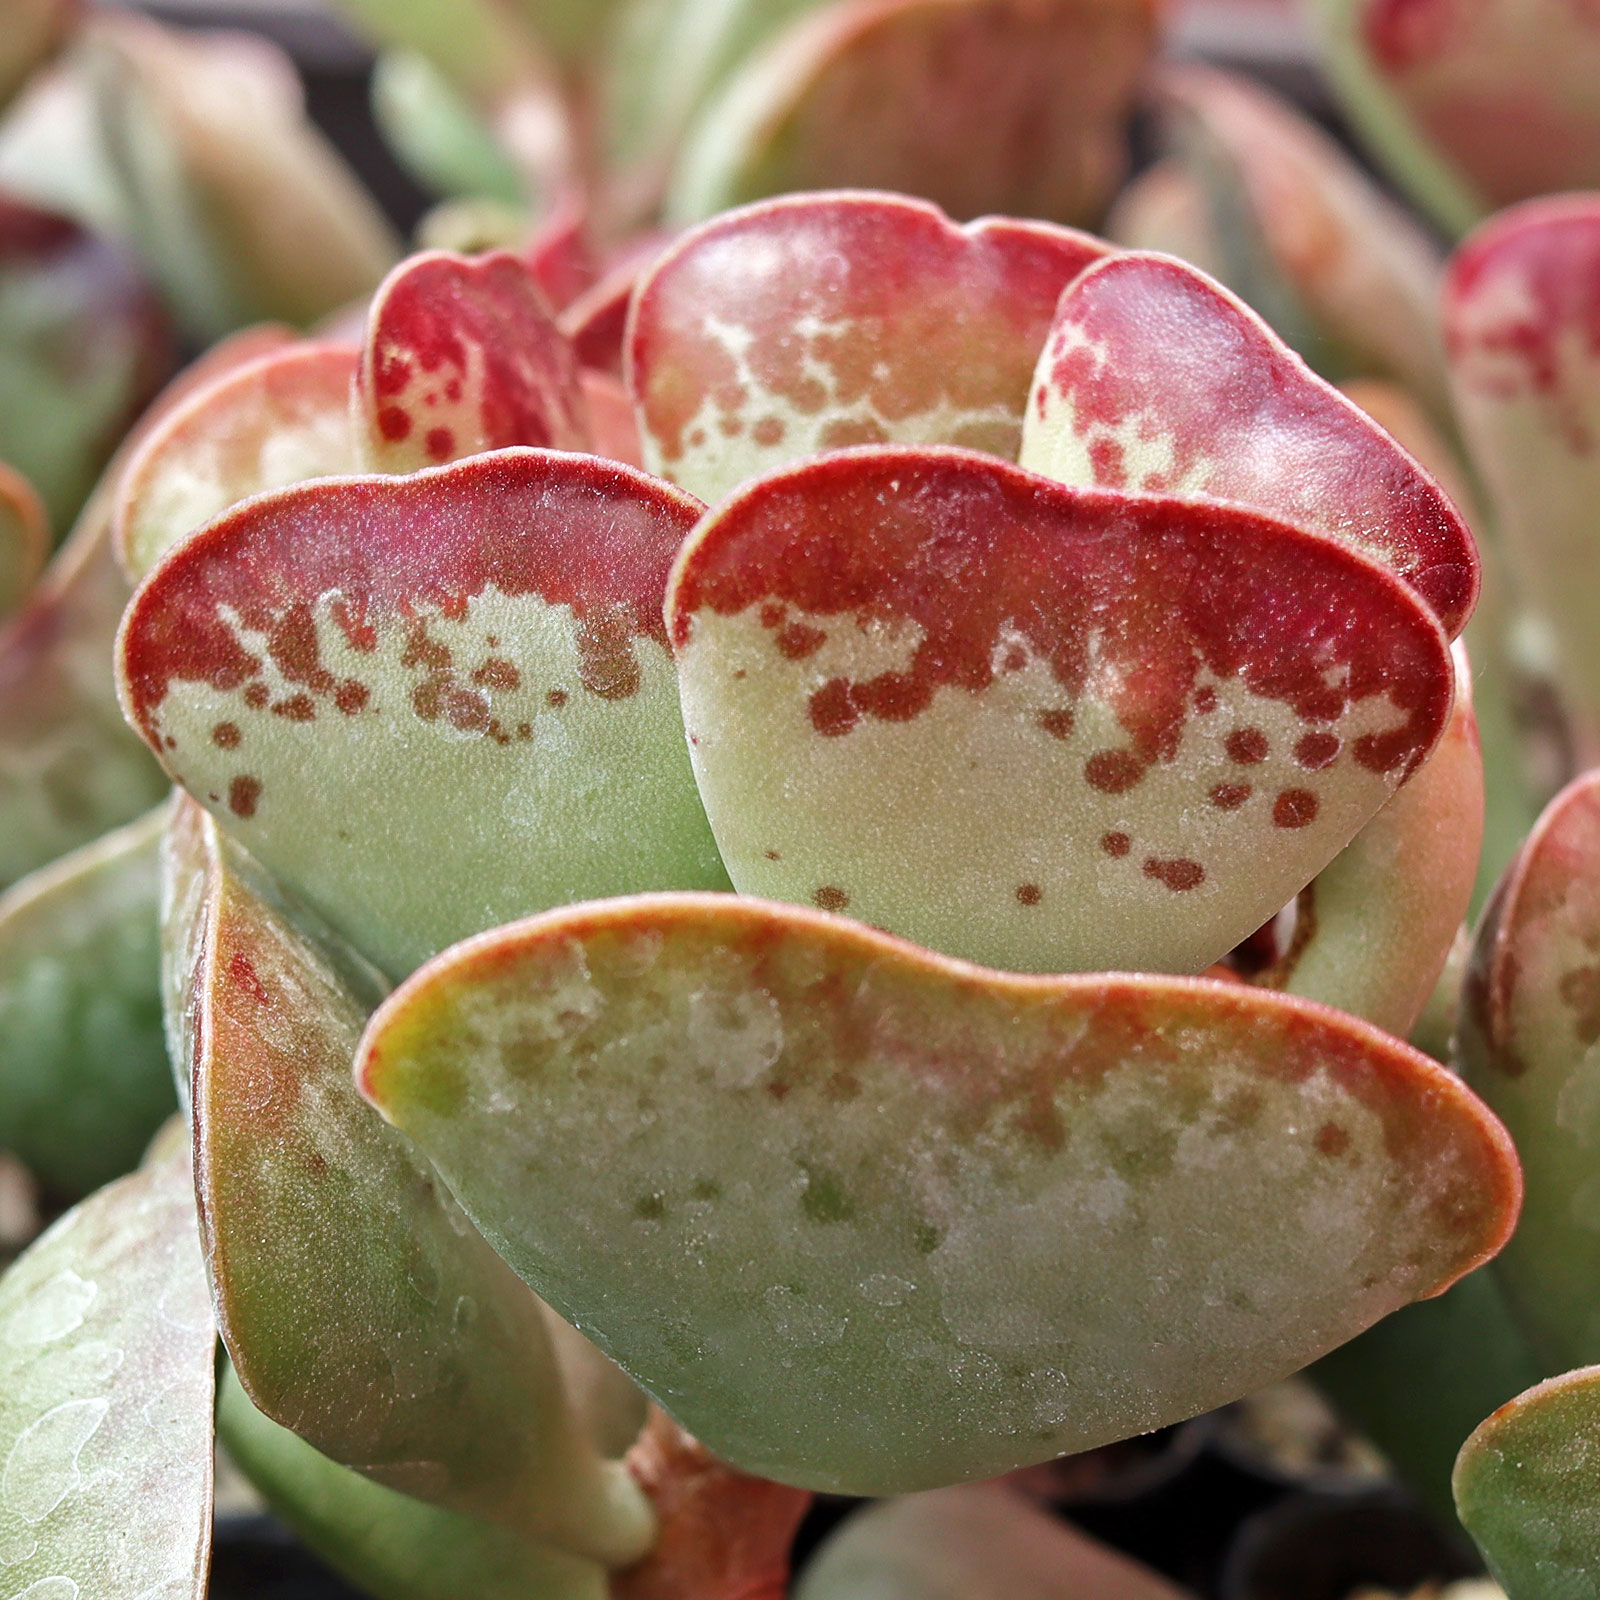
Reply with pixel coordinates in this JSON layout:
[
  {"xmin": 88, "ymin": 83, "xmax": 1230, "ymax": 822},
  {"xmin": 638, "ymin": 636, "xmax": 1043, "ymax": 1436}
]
[
  {"xmin": 229, "ymin": 775, "xmax": 262, "ymax": 818},
  {"xmin": 1273, "ymin": 789, "xmax": 1319, "ymax": 829},
  {"xmin": 1016, "ymin": 883, "xmax": 1042, "ymax": 906},
  {"xmin": 814, "ymin": 887, "xmax": 850, "ymax": 912}
]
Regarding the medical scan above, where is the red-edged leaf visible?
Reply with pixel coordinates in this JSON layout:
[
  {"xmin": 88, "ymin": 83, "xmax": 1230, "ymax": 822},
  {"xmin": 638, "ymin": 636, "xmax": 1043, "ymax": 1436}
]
[
  {"xmin": 116, "ymin": 342, "xmax": 359, "ymax": 580},
  {"xmin": 357, "ymin": 250, "xmax": 589, "ymax": 473},
  {"xmin": 1020, "ymin": 252, "xmax": 1477, "ymax": 639},
  {"xmin": 629, "ymin": 191, "xmax": 1107, "ymax": 504},
  {"xmin": 117, "ymin": 449, "xmax": 726, "ymax": 978},
  {"xmin": 667, "ymin": 446, "xmax": 1455, "ymax": 976}
]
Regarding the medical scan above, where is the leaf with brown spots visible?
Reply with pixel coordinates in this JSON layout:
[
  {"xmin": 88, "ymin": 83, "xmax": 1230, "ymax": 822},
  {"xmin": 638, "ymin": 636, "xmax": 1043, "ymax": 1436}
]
[
  {"xmin": 629, "ymin": 190, "xmax": 1107, "ymax": 506},
  {"xmin": 116, "ymin": 342, "xmax": 360, "ymax": 581},
  {"xmin": 1454, "ymin": 1364, "xmax": 1600, "ymax": 1600},
  {"xmin": 667, "ymin": 446, "xmax": 1455, "ymax": 975},
  {"xmin": 665, "ymin": 0, "xmax": 1159, "ymax": 233},
  {"xmin": 0, "ymin": 1139, "xmax": 214, "ymax": 1600},
  {"xmin": 356, "ymin": 249, "xmax": 589, "ymax": 474},
  {"xmin": 169, "ymin": 796, "xmax": 655, "ymax": 1565},
  {"xmin": 118, "ymin": 448, "xmax": 729, "ymax": 978},
  {"xmin": 1020, "ymin": 251, "xmax": 1477, "ymax": 639},
  {"xmin": 1459, "ymin": 768, "xmax": 1600, "ymax": 1374},
  {"xmin": 1445, "ymin": 197, "xmax": 1600, "ymax": 763},
  {"xmin": 357, "ymin": 892, "xmax": 1518, "ymax": 1494}
]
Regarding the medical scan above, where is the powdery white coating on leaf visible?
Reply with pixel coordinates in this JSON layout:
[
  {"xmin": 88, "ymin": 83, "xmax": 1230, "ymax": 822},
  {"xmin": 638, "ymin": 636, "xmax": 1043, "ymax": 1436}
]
[
  {"xmin": 358, "ymin": 894, "xmax": 1518, "ymax": 1495},
  {"xmin": 174, "ymin": 799, "xmax": 654, "ymax": 1565},
  {"xmin": 668, "ymin": 447, "xmax": 1454, "ymax": 975},
  {"xmin": 118, "ymin": 450, "xmax": 727, "ymax": 978},
  {"xmin": 0, "ymin": 1148, "xmax": 212, "ymax": 1600},
  {"xmin": 1445, "ymin": 196, "xmax": 1600, "ymax": 758},
  {"xmin": 1020, "ymin": 251, "xmax": 1476, "ymax": 638},
  {"xmin": 115, "ymin": 344, "xmax": 360, "ymax": 582},
  {"xmin": 1455, "ymin": 1365, "xmax": 1600, "ymax": 1600},
  {"xmin": 630, "ymin": 191, "xmax": 1107, "ymax": 505},
  {"xmin": 1459, "ymin": 768, "xmax": 1600, "ymax": 1373}
]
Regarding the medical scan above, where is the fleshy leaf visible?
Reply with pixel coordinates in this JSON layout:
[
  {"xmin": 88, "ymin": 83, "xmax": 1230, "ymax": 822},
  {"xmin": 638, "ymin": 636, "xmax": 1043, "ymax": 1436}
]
[
  {"xmin": 0, "ymin": 0, "xmax": 76, "ymax": 114},
  {"xmin": 218, "ymin": 1364, "xmax": 609, "ymax": 1600},
  {"xmin": 1444, "ymin": 196, "xmax": 1600, "ymax": 761},
  {"xmin": 630, "ymin": 191, "xmax": 1107, "ymax": 505},
  {"xmin": 1019, "ymin": 251, "xmax": 1477, "ymax": 639},
  {"xmin": 0, "ymin": 459, "xmax": 47, "ymax": 618},
  {"xmin": 0, "ymin": 803, "xmax": 176, "ymax": 1200},
  {"xmin": 355, "ymin": 249, "xmax": 589, "ymax": 474},
  {"xmin": 1306, "ymin": 0, "xmax": 1600, "ymax": 235},
  {"xmin": 665, "ymin": 0, "xmax": 1158, "ymax": 230},
  {"xmin": 1458, "ymin": 768, "xmax": 1600, "ymax": 1373},
  {"xmin": 118, "ymin": 448, "xmax": 726, "ymax": 979},
  {"xmin": 1125, "ymin": 66, "xmax": 1451, "ymax": 421},
  {"xmin": 172, "ymin": 797, "xmax": 654, "ymax": 1564},
  {"xmin": 1455, "ymin": 1365, "xmax": 1600, "ymax": 1599},
  {"xmin": 580, "ymin": 371, "xmax": 645, "ymax": 469},
  {"xmin": 0, "ymin": 1142, "xmax": 213, "ymax": 1598},
  {"xmin": 0, "ymin": 191, "xmax": 173, "ymax": 534},
  {"xmin": 1257, "ymin": 642, "xmax": 1482, "ymax": 1038},
  {"xmin": 668, "ymin": 446, "xmax": 1455, "ymax": 976},
  {"xmin": 0, "ymin": 325, "xmax": 293, "ymax": 888},
  {"xmin": 357, "ymin": 892, "xmax": 1519, "ymax": 1494},
  {"xmin": 116, "ymin": 342, "xmax": 359, "ymax": 581},
  {"xmin": 795, "ymin": 1483, "xmax": 1190, "ymax": 1600}
]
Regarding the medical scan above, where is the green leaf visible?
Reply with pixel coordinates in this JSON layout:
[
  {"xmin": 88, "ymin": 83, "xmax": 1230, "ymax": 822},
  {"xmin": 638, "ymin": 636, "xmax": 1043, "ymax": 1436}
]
[
  {"xmin": 170, "ymin": 797, "xmax": 655, "ymax": 1565},
  {"xmin": 0, "ymin": 802, "xmax": 176, "ymax": 1200},
  {"xmin": 357, "ymin": 892, "xmax": 1520, "ymax": 1495},
  {"xmin": 665, "ymin": 0, "xmax": 1159, "ymax": 229},
  {"xmin": 1458, "ymin": 767, "xmax": 1600, "ymax": 1374},
  {"xmin": 795, "ymin": 1483, "xmax": 1190, "ymax": 1600},
  {"xmin": 116, "ymin": 342, "xmax": 358, "ymax": 581},
  {"xmin": 668, "ymin": 446, "xmax": 1455, "ymax": 975},
  {"xmin": 0, "ymin": 1142, "xmax": 214, "ymax": 1598},
  {"xmin": 629, "ymin": 191, "xmax": 1106, "ymax": 506},
  {"xmin": 118, "ymin": 449, "xmax": 727, "ymax": 979},
  {"xmin": 218, "ymin": 1363, "xmax": 609, "ymax": 1600},
  {"xmin": 1455, "ymin": 1365, "xmax": 1600, "ymax": 1600}
]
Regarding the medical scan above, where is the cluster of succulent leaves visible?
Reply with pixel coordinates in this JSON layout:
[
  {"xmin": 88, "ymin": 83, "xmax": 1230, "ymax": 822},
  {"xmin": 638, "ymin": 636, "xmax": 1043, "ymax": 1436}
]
[{"xmin": 3, "ymin": 0, "xmax": 1600, "ymax": 1596}]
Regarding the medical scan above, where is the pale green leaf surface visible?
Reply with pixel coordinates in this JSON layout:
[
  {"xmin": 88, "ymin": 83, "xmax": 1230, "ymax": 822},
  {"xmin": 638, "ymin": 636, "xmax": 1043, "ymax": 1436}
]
[
  {"xmin": 795, "ymin": 1483, "xmax": 1191, "ymax": 1600},
  {"xmin": 358, "ymin": 893, "xmax": 1519, "ymax": 1495},
  {"xmin": 0, "ymin": 803, "xmax": 176, "ymax": 1200},
  {"xmin": 1458, "ymin": 769, "xmax": 1600, "ymax": 1374},
  {"xmin": 171, "ymin": 798, "xmax": 653, "ymax": 1566},
  {"xmin": 218, "ymin": 1363, "xmax": 607, "ymax": 1600},
  {"xmin": 1455, "ymin": 1365, "xmax": 1600, "ymax": 1600},
  {"xmin": 0, "ymin": 1144, "xmax": 214, "ymax": 1599},
  {"xmin": 119, "ymin": 450, "xmax": 728, "ymax": 980}
]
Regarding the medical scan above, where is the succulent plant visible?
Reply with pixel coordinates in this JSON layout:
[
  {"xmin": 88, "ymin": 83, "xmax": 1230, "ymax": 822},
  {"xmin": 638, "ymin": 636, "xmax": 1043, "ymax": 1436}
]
[{"xmin": 4, "ymin": 1, "xmax": 1600, "ymax": 1597}]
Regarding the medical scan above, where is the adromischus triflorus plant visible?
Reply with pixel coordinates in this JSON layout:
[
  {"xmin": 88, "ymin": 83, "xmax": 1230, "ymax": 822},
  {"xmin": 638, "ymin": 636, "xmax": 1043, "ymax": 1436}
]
[{"xmin": 0, "ymin": 184, "xmax": 1529, "ymax": 1600}]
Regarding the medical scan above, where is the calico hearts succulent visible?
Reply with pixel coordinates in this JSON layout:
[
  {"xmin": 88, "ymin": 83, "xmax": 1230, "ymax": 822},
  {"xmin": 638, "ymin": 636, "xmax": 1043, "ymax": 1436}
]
[{"xmin": 0, "ymin": 188, "xmax": 1535, "ymax": 1600}]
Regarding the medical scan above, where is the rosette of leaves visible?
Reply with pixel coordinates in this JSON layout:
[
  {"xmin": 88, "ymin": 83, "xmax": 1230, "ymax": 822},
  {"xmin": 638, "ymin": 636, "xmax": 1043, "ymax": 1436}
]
[{"xmin": 0, "ymin": 193, "xmax": 1525, "ymax": 1599}]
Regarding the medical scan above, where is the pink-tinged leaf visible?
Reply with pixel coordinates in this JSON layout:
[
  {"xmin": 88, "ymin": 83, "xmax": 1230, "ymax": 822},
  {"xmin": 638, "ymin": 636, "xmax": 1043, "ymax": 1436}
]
[
  {"xmin": 357, "ymin": 249, "xmax": 590, "ymax": 474},
  {"xmin": 796, "ymin": 1484, "xmax": 1192, "ymax": 1600},
  {"xmin": 667, "ymin": 447, "xmax": 1454, "ymax": 976},
  {"xmin": 559, "ymin": 244, "xmax": 667, "ymax": 378},
  {"xmin": 613, "ymin": 1410, "xmax": 812, "ymax": 1600},
  {"xmin": 580, "ymin": 370, "xmax": 645, "ymax": 469},
  {"xmin": 1454, "ymin": 1365, "xmax": 1600, "ymax": 1599},
  {"xmin": 356, "ymin": 893, "xmax": 1519, "ymax": 1493},
  {"xmin": 0, "ymin": 326, "xmax": 295, "ymax": 887},
  {"xmin": 1445, "ymin": 196, "xmax": 1600, "ymax": 760},
  {"xmin": 1132, "ymin": 67, "xmax": 1452, "ymax": 421},
  {"xmin": 118, "ymin": 448, "xmax": 727, "ymax": 979},
  {"xmin": 629, "ymin": 191, "xmax": 1108, "ymax": 505},
  {"xmin": 0, "ymin": 459, "xmax": 47, "ymax": 618},
  {"xmin": 1253, "ymin": 642, "xmax": 1482, "ymax": 1038},
  {"xmin": 171, "ymin": 797, "xmax": 655, "ymax": 1565},
  {"xmin": 0, "ymin": 1141, "xmax": 213, "ymax": 1599},
  {"xmin": 1020, "ymin": 252, "xmax": 1477, "ymax": 639},
  {"xmin": 1459, "ymin": 768, "xmax": 1600, "ymax": 1373},
  {"xmin": 666, "ymin": 0, "xmax": 1158, "ymax": 231},
  {"xmin": 116, "ymin": 342, "xmax": 359, "ymax": 581},
  {"xmin": 524, "ymin": 192, "xmax": 597, "ymax": 312}
]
